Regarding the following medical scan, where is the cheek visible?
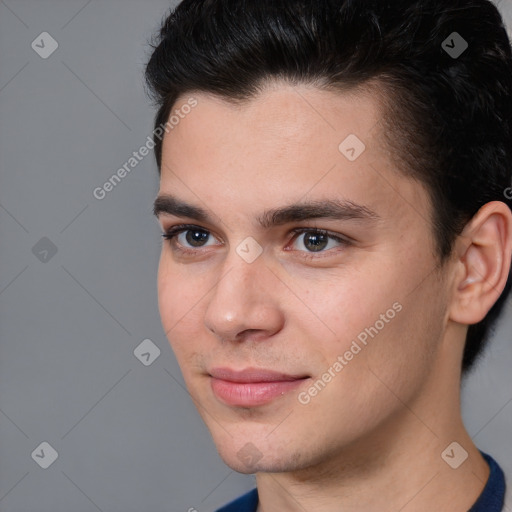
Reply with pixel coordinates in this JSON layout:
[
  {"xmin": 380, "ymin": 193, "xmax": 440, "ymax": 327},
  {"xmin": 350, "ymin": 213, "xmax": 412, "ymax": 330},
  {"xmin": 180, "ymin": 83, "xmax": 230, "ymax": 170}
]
[
  {"xmin": 297, "ymin": 271, "xmax": 396, "ymax": 350},
  {"xmin": 157, "ymin": 255, "xmax": 204, "ymax": 344},
  {"xmin": 338, "ymin": 272, "xmax": 447, "ymax": 412},
  {"xmin": 304, "ymin": 255, "xmax": 438, "ymax": 382},
  {"xmin": 157, "ymin": 266, "xmax": 207, "ymax": 391}
]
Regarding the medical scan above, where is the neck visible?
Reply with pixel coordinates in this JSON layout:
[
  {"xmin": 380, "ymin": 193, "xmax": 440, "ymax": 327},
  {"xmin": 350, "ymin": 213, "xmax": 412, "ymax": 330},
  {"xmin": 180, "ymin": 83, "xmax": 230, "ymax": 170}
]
[{"xmin": 255, "ymin": 341, "xmax": 489, "ymax": 512}]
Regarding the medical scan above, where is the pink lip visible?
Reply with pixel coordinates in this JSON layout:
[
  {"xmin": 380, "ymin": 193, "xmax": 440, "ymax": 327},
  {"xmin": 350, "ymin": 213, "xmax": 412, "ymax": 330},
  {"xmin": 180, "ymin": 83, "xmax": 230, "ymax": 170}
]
[{"xmin": 209, "ymin": 367, "xmax": 310, "ymax": 407}]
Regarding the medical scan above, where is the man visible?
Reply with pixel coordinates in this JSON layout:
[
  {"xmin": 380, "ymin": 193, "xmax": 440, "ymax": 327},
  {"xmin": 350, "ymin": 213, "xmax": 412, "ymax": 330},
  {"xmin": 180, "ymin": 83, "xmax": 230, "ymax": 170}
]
[{"xmin": 146, "ymin": 0, "xmax": 512, "ymax": 510}]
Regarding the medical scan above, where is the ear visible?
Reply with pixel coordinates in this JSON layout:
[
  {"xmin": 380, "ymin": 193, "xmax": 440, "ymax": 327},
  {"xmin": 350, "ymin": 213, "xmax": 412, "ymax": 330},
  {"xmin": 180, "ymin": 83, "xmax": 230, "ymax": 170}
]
[{"xmin": 450, "ymin": 201, "xmax": 512, "ymax": 325}]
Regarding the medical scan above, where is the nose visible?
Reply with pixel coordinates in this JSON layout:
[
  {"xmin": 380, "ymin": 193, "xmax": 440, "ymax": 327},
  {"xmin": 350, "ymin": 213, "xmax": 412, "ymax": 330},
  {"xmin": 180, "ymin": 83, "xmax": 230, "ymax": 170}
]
[{"xmin": 203, "ymin": 251, "xmax": 285, "ymax": 343}]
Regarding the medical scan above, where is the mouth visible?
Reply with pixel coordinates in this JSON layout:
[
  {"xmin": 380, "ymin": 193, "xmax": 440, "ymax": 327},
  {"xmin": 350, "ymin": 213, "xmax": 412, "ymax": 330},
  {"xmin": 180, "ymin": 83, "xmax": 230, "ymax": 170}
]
[{"xmin": 208, "ymin": 367, "xmax": 310, "ymax": 407}]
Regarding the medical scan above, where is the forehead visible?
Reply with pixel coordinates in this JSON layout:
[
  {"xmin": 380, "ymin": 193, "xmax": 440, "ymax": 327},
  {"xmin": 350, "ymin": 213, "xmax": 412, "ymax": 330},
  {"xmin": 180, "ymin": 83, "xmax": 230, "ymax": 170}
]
[
  {"xmin": 162, "ymin": 82, "xmax": 383, "ymax": 166},
  {"xmin": 158, "ymin": 83, "xmax": 430, "ymax": 230}
]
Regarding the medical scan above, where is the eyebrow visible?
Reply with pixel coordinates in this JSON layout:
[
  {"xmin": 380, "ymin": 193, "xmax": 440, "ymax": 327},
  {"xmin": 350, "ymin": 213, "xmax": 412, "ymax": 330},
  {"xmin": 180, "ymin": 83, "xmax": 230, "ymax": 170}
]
[{"xmin": 153, "ymin": 194, "xmax": 380, "ymax": 228}]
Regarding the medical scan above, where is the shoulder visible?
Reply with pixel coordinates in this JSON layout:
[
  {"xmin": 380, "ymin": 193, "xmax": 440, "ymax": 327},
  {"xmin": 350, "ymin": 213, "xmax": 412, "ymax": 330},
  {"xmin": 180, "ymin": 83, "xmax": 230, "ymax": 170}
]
[{"xmin": 215, "ymin": 488, "xmax": 258, "ymax": 512}]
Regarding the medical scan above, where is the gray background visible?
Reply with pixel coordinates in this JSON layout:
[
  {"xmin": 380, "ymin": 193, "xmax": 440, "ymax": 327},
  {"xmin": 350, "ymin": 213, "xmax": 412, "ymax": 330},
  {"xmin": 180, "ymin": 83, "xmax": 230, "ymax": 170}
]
[{"xmin": 0, "ymin": 1, "xmax": 511, "ymax": 511}]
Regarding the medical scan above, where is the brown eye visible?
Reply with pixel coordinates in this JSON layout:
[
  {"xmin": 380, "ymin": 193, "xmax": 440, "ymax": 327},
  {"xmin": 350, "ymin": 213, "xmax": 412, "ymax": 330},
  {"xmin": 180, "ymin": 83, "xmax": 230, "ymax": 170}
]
[
  {"xmin": 162, "ymin": 225, "xmax": 219, "ymax": 250},
  {"xmin": 290, "ymin": 229, "xmax": 347, "ymax": 253},
  {"xmin": 185, "ymin": 229, "xmax": 210, "ymax": 247}
]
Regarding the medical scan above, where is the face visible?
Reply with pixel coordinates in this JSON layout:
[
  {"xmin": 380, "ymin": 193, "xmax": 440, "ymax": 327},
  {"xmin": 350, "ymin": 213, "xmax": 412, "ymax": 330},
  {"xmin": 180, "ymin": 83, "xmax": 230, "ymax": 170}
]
[{"xmin": 154, "ymin": 83, "xmax": 453, "ymax": 475}]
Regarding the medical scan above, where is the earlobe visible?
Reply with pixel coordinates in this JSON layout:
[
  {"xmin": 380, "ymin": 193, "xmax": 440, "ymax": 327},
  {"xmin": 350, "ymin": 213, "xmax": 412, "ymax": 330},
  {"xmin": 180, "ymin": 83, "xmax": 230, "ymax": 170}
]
[{"xmin": 450, "ymin": 201, "xmax": 512, "ymax": 325}]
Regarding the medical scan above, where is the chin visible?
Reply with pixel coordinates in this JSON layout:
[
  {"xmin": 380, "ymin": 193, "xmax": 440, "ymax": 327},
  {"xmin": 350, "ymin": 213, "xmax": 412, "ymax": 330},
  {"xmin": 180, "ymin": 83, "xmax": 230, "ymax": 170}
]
[
  {"xmin": 212, "ymin": 431, "xmax": 310, "ymax": 474},
  {"xmin": 218, "ymin": 450, "xmax": 295, "ymax": 474}
]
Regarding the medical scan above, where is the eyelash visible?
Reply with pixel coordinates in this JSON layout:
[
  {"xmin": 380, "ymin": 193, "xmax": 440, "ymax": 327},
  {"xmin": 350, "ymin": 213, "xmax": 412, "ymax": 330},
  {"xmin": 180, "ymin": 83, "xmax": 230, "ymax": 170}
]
[{"xmin": 161, "ymin": 224, "xmax": 351, "ymax": 258}]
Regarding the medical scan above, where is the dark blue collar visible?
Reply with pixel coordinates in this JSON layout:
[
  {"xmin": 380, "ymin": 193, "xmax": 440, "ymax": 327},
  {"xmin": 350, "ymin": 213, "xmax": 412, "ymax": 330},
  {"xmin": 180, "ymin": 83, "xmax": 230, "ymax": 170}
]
[
  {"xmin": 215, "ymin": 487, "xmax": 258, "ymax": 512},
  {"xmin": 216, "ymin": 452, "xmax": 506, "ymax": 512},
  {"xmin": 468, "ymin": 452, "xmax": 506, "ymax": 511}
]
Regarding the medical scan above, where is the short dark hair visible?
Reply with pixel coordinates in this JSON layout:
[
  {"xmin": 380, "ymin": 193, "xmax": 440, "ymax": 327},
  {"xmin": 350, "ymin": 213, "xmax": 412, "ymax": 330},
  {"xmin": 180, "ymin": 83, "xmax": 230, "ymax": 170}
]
[{"xmin": 145, "ymin": 0, "xmax": 512, "ymax": 373}]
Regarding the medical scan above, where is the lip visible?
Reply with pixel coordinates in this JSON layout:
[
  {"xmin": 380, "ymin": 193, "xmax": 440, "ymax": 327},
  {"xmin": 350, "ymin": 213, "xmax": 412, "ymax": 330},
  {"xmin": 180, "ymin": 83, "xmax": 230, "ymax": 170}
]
[
  {"xmin": 209, "ymin": 367, "xmax": 310, "ymax": 407},
  {"xmin": 209, "ymin": 367, "xmax": 308, "ymax": 383}
]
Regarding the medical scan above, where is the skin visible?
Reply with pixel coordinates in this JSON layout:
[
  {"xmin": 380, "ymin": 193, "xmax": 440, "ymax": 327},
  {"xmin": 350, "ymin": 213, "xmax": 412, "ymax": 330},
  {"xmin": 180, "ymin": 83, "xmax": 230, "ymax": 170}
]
[{"xmin": 154, "ymin": 82, "xmax": 512, "ymax": 512}]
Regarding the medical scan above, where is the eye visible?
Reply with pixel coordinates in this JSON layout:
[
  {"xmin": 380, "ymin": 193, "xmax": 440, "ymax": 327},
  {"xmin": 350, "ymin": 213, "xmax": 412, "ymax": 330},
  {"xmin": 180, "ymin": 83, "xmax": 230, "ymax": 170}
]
[
  {"xmin": 161, "ymin": 225, "xmax": 350, "ymax": 257},
  {"xmin": 162, "ymin": 225, "xmax": 220, "ymax": 250},
  {"xmin": 289, "ymin": 229, "xmax": 349, "ymax": 253}
]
